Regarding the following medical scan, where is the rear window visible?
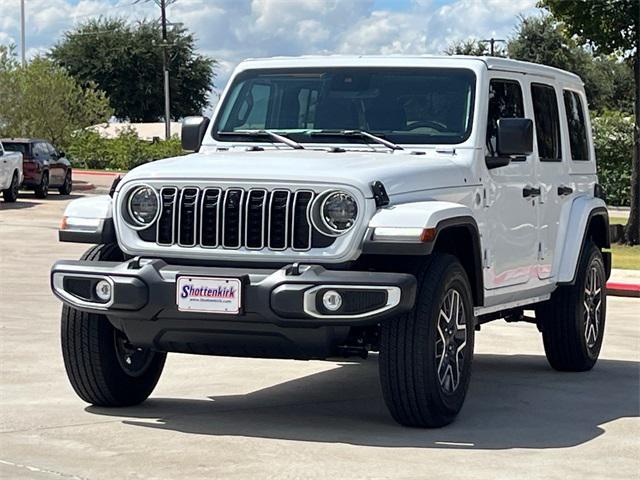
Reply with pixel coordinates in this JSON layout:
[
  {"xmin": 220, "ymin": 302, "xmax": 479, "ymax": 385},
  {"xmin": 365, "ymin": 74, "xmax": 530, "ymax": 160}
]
[
  {"xmin": 2, "ymin": 143, "xmax": 28, "ymax": 154},
  {"xmin": 531, "ymin": 83, "xmax": 562, "ymax": 162},
  {"xmin": 563, "ymin": 90, "xmax": 590, "ymax": 161}
]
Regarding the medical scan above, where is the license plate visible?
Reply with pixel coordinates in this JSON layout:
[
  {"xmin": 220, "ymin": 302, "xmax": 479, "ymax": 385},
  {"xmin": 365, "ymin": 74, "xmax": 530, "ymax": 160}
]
[{"xmin": 176, "ymin": 276, "xmax": 242, "ymax": 314}]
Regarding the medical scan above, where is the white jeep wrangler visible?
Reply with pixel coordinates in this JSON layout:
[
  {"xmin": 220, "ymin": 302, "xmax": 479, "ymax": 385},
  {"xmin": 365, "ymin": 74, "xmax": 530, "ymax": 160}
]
[{"xmin": 51, "ymin": 56, "xmax": 610, "ymax": 427}]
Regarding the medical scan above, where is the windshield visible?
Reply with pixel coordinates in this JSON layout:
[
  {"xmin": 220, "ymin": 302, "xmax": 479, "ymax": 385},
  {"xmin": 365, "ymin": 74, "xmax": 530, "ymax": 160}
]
[{"xmin": 213, "ymin": 67, "xmax": 476, "ymax": 145}]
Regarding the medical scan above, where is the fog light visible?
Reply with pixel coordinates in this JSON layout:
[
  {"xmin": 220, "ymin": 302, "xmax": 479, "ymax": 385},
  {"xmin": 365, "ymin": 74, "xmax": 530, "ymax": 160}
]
[
  {"xmin": 95, "ymin": 279, "xmax": 112, "ymax": 302},
  {"xmin": 322, "ymin": 290, "xmax": 342, "ymax": 312}
]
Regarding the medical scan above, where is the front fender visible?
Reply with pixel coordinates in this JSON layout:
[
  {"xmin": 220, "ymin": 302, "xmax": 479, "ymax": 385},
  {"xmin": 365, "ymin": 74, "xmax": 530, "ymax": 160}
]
[
  {"xmin": 59, "ymin": 195, "xmax": 116, "ymax": 244},
  {"xmin": 556, "ymin": 196, "xmax": 609, "ymax": 284},
  {"xmin": 363, "ymin": 201, "xmax": 476, "ymax": 255}
]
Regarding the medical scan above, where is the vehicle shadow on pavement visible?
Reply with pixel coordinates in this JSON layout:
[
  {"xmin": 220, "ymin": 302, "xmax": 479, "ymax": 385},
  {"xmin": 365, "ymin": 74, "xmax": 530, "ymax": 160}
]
[
  {"xmin": 16, "ymin": 193, "xmax": 84, "ymax": 201},
  {"xmin": 0, "ymin": 200, "xmax": 39, "ymax": 210},
  {"xmin": 87, "ymin": 353, "xmax": 640, "ymax": 450}
]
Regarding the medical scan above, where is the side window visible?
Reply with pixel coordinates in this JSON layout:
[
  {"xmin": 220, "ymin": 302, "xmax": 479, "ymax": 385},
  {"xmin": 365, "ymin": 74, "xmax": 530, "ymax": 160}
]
[
  {"xmin": 47, "ymin": 143, "xmax": 58, "ymax": 158},
  {"xmin": 563, "ymin": 90, "xmax": 589, "ymax": 161},
  {"xmin": 33, "ymin": 143, "xmax": 45, "ymax": 158},
  {"xmin": 486, "ymin": 79, "xmax": 525, "ymax": 157},
  {"xmin": 531, "ymin": 83, "xmax": 562, "ymax": 161}
]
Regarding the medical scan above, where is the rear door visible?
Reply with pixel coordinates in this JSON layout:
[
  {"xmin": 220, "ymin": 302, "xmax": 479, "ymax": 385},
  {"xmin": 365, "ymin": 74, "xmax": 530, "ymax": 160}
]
[{"xmin": 529, "ymin": 80, "xmax": 570, "ymax": 279}]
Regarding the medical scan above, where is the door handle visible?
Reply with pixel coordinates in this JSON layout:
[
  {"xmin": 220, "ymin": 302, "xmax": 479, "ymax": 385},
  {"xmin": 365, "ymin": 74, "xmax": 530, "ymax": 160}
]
[
  {"xmin": 557, "ymin": 185, "xmax": 573, "ymax": 196},
  {"xmin": 522, "ymin": 186, "xmax": 541, "ymax": 198}
]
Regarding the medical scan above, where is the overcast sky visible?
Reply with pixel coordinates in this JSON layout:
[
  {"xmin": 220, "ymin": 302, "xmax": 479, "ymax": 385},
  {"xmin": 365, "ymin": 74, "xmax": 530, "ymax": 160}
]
[{"xmin": 0, "ymin": 0, "xmax": 539, "ymax": 96}]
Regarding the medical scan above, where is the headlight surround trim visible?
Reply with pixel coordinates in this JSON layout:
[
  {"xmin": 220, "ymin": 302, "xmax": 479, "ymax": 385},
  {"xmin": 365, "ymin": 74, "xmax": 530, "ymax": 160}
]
[
  {"xmin": 125, "ymin": 184, "xmax": 160, "ymax": 230},
  {"xmin": 311, "ymin": 190, "xmax": 359, "ymax": 237}
]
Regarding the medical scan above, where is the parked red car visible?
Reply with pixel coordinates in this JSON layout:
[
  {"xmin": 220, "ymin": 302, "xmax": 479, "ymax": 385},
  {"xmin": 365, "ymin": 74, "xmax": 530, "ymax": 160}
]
[{"xmin": 0, "ymin": 138, "xmax": 72, "ymax": 198}]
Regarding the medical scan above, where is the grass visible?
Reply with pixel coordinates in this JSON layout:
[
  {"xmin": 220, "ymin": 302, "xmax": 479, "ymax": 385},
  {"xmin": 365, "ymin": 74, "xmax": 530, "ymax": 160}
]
[
  {"xmin": 610, "ymin": 243, "xmax": 640, "ymax": 270},
  {"xmin": 606, "ymin": 215, "xmax": 639, "ymax": 270},
  {"xmin": 609, "ymin": 216, "xmax": 628, "ymax": 226}
]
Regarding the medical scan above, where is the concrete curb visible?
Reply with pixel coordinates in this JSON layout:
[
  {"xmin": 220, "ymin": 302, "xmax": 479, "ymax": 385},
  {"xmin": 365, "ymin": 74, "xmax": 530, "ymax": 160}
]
[
  {"xmin": 73, "ymin": 181, "xmax": 95, "ymax": 192},
  {"xmin": 75, "ymin": 170, "xmax": 122, "ymax": 177},
  {"xmin": 606, "ymin": 282, "xmax": 640, "ymax": 298}
]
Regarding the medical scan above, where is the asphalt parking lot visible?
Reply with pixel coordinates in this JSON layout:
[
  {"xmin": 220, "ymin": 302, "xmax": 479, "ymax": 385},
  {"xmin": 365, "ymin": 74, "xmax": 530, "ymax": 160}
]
[{"xmin": 1, "ymin": 193, "xmax": 639, "ymax": 480}]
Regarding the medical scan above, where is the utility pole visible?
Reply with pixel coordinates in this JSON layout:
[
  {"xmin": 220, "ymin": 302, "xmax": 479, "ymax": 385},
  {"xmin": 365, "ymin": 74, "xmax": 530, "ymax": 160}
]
[
  {"xmin": 481, "ymin": 37, "xmax": 506, "ymax": 56},
  {"xmin": 159, "ymin": 0, "xmax": 171, "ymax": 140},
  {"xmin": 20, "ymin": 0, "xmax": 26, "ymax": 66}
]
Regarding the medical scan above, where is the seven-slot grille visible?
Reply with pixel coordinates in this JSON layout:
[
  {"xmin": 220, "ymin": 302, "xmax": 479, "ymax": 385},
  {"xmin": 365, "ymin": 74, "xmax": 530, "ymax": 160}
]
[{"xmin": 153, "ymin": 187, "xmax": 316, "ymax": 251}]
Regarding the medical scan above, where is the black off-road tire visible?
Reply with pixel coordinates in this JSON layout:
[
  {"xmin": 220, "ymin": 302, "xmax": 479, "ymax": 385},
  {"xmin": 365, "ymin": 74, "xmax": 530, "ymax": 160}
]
[
  {"xmin": 58, "ymin": 171, "xmax": 72, "ymax": 195},
  {"xmin": 61, "ymin": 243, "xmax": 166, "ymax": 406},
  {"xmin": 379, "ymin": 254, "xmax": 475, "ymax": 428},
  {"xmin": 34, "ymin": 171, "xmax": 49, "ymax": 199},
  {"xmin": 536, "ymin": 241, "xmax": 607, "ymax": 372},
  {"xmin": 2, "ymin": 171, "xmax": 19, "ymax": 202}
]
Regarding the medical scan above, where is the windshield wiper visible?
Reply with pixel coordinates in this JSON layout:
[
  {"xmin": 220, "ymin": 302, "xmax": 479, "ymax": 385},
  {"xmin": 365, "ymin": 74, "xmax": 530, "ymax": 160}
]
[
  {"xmin": 217, "ymin": 130, "xmax": 304, "ymax": 150},
  {"xmin": 309, "ymin": 129, "xmax": 403, "ymax": 151}
]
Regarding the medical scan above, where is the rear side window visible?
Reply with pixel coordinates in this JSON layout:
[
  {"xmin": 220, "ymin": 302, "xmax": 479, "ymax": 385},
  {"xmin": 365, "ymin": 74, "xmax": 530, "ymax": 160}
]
[
  {"xmin": 486, "ymin": 79, "xmax": 525, "ymax": 157},
  {"xmin": 563, "ymin": 90, "xmax": 589, "ymax": 161},
  {"xmin": 2, "ymin": 143, "xmax": 27, "ymax": 154},
  {"xmin": 531, "ymin": 83, "xmax": 562, "ymax": 161}
]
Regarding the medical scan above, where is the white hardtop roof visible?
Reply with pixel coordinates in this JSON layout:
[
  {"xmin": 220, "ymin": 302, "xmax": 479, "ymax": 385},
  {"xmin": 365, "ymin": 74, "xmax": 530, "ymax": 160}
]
[{"xmin": 236, "ymin": 55, "xmax": 582, "ymax": 85}]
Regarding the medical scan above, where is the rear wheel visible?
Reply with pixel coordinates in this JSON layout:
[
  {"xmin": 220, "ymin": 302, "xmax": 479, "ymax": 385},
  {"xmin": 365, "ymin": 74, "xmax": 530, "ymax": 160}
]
[
  {"xmin": 60, "ymin": 244, "xmax": 166, "ymax": 406},
  {"xmin": 2, "ymin": 171, "xmax": 19, "ymax": 202},
  {"xmin": 58, "ymin": 170, "xmax": 72, "ymax": 195},
  {"xmin": 379, "ymin": 254, "xmax": 475, "ymax": 427},
  {"xmin": 34, "ymin": 171, "xmax": 49, "ymax": 198},
  {"xmin": 536, "ymin": 241, "xmax": 607, "ymax": 371}
]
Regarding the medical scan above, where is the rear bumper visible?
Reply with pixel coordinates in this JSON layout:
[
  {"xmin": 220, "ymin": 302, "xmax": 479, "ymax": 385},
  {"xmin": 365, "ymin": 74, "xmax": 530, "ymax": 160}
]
[{"xmin": 51, "ymin": 258, "xmax": 416, "ymax": 358}]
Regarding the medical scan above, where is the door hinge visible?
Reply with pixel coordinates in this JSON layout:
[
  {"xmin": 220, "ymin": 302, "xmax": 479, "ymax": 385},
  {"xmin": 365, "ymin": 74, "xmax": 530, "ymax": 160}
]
[{"xmin": 483, "ymin": 249, "xmax": 492, "ymax": 269}]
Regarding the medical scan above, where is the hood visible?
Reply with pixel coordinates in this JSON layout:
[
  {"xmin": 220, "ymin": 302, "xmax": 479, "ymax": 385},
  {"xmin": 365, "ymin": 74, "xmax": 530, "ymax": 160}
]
[{"xmin": 121, "ymin": 148, "xmax": 472, "ymax": 198}]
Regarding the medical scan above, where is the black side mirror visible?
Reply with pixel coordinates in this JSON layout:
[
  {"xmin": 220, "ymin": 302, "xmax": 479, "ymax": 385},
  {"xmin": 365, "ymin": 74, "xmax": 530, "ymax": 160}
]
[
  {"xmin": 486, "ymin": 118, "xmax": 534, "ymax": 170},
  {"xmin": 497, "ymin": 118, "xmax": 533, "ymax": 156},
  {"xmin": 58, "ymin": 150, "xmax": 66, "ymax": 158},
  {"xmin": 181, "ymin": 116, "xmax": 210, "ymax": 152}
]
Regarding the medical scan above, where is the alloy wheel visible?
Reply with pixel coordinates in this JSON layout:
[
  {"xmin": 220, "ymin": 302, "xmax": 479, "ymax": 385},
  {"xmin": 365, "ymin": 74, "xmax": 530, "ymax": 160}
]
[
  {"xmin": 583, "ymin": 265, "xmax": 603, "ymax": 349},
  {"xmin": 435, "ymin": 288, "xmax": 468, "ymax": 394}
]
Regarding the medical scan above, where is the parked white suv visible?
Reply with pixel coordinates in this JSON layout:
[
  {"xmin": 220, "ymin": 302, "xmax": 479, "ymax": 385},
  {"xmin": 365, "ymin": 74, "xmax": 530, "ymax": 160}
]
[
  {"xmin": 0, "ymin": 141, "xmax": 23, "ymax": 202},
  {"xmin": 51, "ymin": 56, "xmax": 610, "ymax": 427}
]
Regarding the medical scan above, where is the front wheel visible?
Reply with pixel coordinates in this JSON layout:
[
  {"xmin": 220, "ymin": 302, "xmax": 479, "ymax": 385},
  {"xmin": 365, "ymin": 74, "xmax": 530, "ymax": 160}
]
[
  {"xmin": 60, "ymin": 244, "xmax": 166, "ymax": 406},
  {"xmin": 58, "ymin": 171, "xmax": 72, "ymax": 195},
  {"xmin": 379, "ymin": 254, "xmax": 475, "ymax": 428}
]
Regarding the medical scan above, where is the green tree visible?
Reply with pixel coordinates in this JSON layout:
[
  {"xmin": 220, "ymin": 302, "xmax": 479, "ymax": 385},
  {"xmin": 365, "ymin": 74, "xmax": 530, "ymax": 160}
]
[
  {"xmin": 50, "ymin": 18, "xmax": 216, "ymax": 122},
  {"xmin": 0, "ymin": 55, "xmax": 112, "ymax": 148},
  {"xmin": 445, "ymin": 39, "xmax": 506, "ymax": 57},
  {"xmin": 541, "ymin": 0, "xmax": 639, "ymax": 244},
  {"xmin": 508, "ymin": 14, "xmax": 633, "ymax": 113}
]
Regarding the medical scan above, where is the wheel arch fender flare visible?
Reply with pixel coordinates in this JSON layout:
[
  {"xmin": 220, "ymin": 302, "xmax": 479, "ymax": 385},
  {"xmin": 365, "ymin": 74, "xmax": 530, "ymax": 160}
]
[
  {"xmin": 556, "ymin": 197, "xmax": 610, "ymax": 284},
  {"xmin": 364, "ymin": 201, "xmax": 484, "ymax": 306},
  {"xmin": 59, "ymin": 194, "xmax": 116, "ymax": 244}
]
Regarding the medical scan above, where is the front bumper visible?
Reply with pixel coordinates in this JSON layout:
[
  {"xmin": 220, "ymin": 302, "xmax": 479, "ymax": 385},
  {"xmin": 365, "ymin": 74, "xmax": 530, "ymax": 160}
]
[{"xmin": 51, "ymin": 258, "xmax": 416, "ymax": 358}]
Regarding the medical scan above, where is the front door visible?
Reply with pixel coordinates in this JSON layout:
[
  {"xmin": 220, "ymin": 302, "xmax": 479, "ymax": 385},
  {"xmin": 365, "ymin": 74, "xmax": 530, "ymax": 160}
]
[
  {"xmin": 483, "ymin": 75, "xmax": 539, "ymax": 289},
  {"xmin": 47, "ymin": 143, "xmax": 65, "ymax": 186}
]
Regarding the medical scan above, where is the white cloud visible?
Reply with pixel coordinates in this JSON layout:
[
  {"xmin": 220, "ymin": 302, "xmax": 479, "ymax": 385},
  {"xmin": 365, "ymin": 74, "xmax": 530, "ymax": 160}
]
[{"xmin": 0, "ymin": 0, "xmax": 538, "ymax": 100}]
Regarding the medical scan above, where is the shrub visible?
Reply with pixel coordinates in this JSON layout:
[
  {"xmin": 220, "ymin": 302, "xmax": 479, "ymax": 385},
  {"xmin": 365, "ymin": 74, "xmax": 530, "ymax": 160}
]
[
  {"xmin": 67, "ymin": 126, "xmax": 184, "ymax": 170},
  {"xmin": 592, "ymin": 111, "xmax": 633, "ymax": 207}
]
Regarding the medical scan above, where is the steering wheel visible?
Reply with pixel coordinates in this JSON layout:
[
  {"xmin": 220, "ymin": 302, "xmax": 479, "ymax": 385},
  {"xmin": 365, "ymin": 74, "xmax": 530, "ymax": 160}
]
[{"xmin": 406, "ymin": 120, "xmax": 448, "ymax": 132}]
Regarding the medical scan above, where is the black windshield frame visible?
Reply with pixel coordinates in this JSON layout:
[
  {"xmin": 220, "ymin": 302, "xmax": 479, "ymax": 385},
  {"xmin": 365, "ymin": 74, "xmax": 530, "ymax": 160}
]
[{"xmin": 212, "ymin": 67, "xmax": 477, "ymax": 145}]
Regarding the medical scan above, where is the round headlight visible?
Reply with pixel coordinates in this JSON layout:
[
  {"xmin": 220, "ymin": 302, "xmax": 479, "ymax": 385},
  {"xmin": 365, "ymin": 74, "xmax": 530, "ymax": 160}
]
[
  {"xmin": 320, "ymin": 191, "xmax": 358, "ymax": 235},
  {"xmin": 127, "ymin": 186, "xmax": 159, "ymax": 227}
]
